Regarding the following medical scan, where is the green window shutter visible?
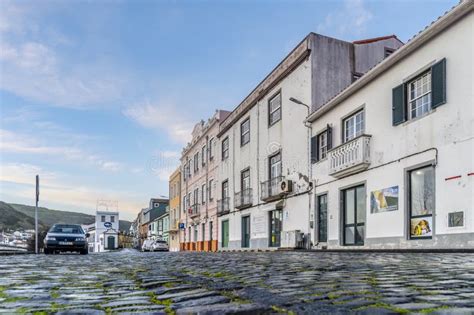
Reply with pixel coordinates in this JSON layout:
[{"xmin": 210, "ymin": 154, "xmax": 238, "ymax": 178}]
[
  {"xmin": 311, "ymin": 136, "xmax": 318, "ymax": 164},
  {"xmin": 326, "ymin": 125, "xmax": 333, "ymax": 150},
  {"xmin": 431, "ymin": 58, "xmax": 446, "ymax": 108},
  {"xmin": 392, "ymin": 84, "xmax": 406, "ymax": 126}
]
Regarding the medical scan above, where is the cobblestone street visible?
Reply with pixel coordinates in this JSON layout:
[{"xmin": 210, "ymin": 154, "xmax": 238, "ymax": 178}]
[{"xmin": 1, "ymin": 250, "xmax": 474, "ymax": 314}]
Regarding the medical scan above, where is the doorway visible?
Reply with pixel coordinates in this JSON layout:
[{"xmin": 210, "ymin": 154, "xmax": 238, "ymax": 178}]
[
  {"xmin": 269, "ymin": 210, "xmax": 282, "ymax": 247},
  {"xmin": 342, "ymin": 185, "xmax": 365, "ymax": 245},
  {"xmin": 241, "ymin": 216, "xmax": 250, "ymax": 248},
  {"xmin": 107, "ymin": 236, "xmax": 115, "ymax": 249},
  {"xmin": 317, "ymin": 194, "xmax": 328, "ymax": 243},
  {"xmin": 221, "ymin": 220, "xmax": 229, "ymax": 248}
]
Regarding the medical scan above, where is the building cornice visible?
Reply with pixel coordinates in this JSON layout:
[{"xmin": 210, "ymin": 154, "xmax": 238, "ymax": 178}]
[
  {"xmin": 181, "ymin": 113, "xmax": 220, "ymax": 158},
  {"xmin": 306, "ymin": 0, "xmax": 473, "ymax": 123},
  {"xmin": 217, "ymin": 35, "xmax": 312, "ymax": 138}
]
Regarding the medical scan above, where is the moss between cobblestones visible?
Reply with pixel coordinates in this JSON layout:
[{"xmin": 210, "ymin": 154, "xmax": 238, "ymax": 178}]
[
  {"xmin": 147, "ymin": 292, "xmax": 175, "ymax": 315},
  {"xmin": 354, "ymin": 302, "xmax": 409, "ymax": 314},
  {"xmin": 50, "ymin": 302, "xmax": 66, "ymax": 312},
  {"xmin": 271, "ymin": 305, "xmax": 296, "ymax": 315},
  {"xmin": 220, "ymin": 291, "xmax": 251, "ymax": 305},
  {"xmin": 0, "ymin": 286, "xmax": 28, "ymax": 303},
  {"xmin": 418, "ymin": 305, "xmax": 451, "ymax": 313},
  {"xmin": 16, "ymin": 306, "xmax": 29, "ymax": 314},
  {"xmin": 50, "ymin": 287, "xmax": 60, "ymax": 299}
]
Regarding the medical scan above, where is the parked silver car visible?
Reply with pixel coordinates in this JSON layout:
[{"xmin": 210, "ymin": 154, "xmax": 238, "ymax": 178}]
[{"xmin": 151, "ymin": 240, "xmax": 169, "ymax": 252}]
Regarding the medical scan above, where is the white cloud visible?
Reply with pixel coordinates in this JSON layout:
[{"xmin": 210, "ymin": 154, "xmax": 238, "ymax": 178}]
[
  {"xmin": 0, "ymin": 2, "xmax": 125, "ymax": 109},
  {"xmin": 0, "ymin": 129, "xmax": 122, "ymax": 172},
  {"xmin": 317, "ymin": 0, "xmax": 373, "ymax": 38},
  {"xmin": 123, "ymin": 101, "xmax": 194, "ymax": 144}
]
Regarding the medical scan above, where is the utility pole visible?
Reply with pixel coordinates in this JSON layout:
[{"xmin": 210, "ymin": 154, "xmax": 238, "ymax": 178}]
[{"xmin": 35, "ymin": 175, "xmax": 39, "ymax": 254}]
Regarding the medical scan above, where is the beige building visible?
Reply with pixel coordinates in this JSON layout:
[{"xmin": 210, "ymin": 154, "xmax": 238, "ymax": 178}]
[
  {"xmin": 180, "ymin": 110, "xmax": 230, "ymax": 251},
  {"xmin": 168, "ymin": 168, "xmax": 181, "ymax": 251}
]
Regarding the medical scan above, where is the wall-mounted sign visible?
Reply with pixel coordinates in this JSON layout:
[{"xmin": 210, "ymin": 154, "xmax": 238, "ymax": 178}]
[
  {"xmin": 179, "ymin": 223, "xmax": 185, "ymax": 229},
  {"xmin": 104, "ymin": 222, "xmax": 112, "ymax": 228},
  {"xmin": 370, "ymin": 186, "xmax": 399, "ymax": 213}
]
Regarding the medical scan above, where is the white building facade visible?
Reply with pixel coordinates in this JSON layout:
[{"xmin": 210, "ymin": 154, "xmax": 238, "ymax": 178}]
[
  {"xmin": 93, "ymin": 211, "xmax": 119, "ymax": 252},
  {"xmin": 216, "ymin": 33, "xmax": 403, "ymax": 250},
  {"xmin": 307, "ymin": 2, "xmax": 473, "ymax": 249}
]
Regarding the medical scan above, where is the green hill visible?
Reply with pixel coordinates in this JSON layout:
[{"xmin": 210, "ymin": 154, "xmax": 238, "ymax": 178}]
[
  {"xmin": 1, "ymin": 202, "xmax": 131, "ymax": 231},
  {"xmin": 0, "ymin": 201, "xmax": 46, "ymax": 231}
]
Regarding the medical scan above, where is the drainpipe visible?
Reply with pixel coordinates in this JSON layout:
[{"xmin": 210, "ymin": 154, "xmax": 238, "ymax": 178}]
[{"xmin": 289, "ymin": 97, "xmax": 313, "ymax": 247}]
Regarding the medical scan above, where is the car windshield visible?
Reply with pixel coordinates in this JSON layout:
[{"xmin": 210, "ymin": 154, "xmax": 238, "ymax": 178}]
[
  {"xmin": 157, "ymin": 241, "xmax": 167, "ymax": 244},
  {"xmin": 50, "ymin": 225, "xmax": 84, "ymax": 234}
]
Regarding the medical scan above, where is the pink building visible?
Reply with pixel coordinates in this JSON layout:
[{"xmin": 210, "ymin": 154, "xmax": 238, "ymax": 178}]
[{"xmin": 179, "ymin": 110, "xmax": 230, "ymax": 251}]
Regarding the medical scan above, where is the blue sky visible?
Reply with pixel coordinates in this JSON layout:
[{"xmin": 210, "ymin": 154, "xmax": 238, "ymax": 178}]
[{"xmin": 0, "ymin": 0, "xmax": 458, "ymax": 220}]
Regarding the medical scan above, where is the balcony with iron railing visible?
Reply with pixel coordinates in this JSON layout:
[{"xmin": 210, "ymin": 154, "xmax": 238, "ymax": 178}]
[
  {"xmin": 188, "ymin": 204, "xmax": 200, "ymax": 218},
  {"xmin": 328, "ymin": 134, "xmax": 371, "ymax": 178},
  {"xmin": 234, "ymin": 188, "xmax": 253, "ymax": 209},
  {"xmin": 260, "ymin": 176, "xmax": 284, "ymax": 202},
  {"xmin": 217, "ymin": 197, "xmax": 230, "ymax": 216}
]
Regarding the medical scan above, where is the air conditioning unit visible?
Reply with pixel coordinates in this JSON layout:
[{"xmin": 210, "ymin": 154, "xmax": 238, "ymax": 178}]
[
  {"xmin": 278, "ymin": 179, "xmax": 293, "ymax": 194},
  {"xmin": 281, "ymin": 230, "xmax": 301, "ymax": 248}
]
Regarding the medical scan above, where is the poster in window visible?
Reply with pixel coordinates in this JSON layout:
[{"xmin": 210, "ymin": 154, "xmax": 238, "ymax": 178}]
[
  {"xmin": 410, "ymin": 216, "xmax": 433, "ymax": 238},
  {"xmin": 370, "ymin": 186, "xmax": 399, "ymax": 213}
]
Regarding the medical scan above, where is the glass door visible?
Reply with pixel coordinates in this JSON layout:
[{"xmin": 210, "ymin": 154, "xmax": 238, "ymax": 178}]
[
  {"xmin": 269, "ymin": 210, "xmax": 283, "ymax": 247},
  {"xmin": 317, "ymin": 194, "xmax": 328, "ymax": 242},
  {"xmin": 241, "ymin": 216, "xmax": 250, "ymax": 248},
  {"xmin": 343, "ymin": 186, "xmax": 365, "ymax": 245},
  {"xmin": 221, "ymin": 220, "xmax": 229, "ymax": 248}
]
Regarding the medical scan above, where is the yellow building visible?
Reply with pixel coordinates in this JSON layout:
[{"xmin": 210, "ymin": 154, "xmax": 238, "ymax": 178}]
[{"xmin": 168, "ymin": 167, "xmax": 181, "ymax": 251}]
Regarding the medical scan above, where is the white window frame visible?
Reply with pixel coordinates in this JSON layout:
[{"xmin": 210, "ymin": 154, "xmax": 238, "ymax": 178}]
[
  {"xmin": 268, "ymin": 92, "xmax": 282, "ymax": 126},
  {"xmin": 209, "ymin": 138, "xmax": 214, "ymax": 160},
  {"xmin": 194, "ymin": 152, "xmax": 199, "ymax": 172},
  {"xmin": 269, "ymin": 152, "xmax": 282, "ymax": 179},
  {"xmin": 201, "ymin": 183, "xmax": 206, "ymax": 205},
  {"xmin": 241, "ymin": 118, "xmax": 250, "ymax": 146},
  {"xmin": 209, "ymin": 179, "xmax": 214, "ymax": 201},
  {"xmin": 318, "ymin": 132, "xmax": 327, "ymax": 160},
  {"xmin": 408, "ymin": 71, "xmax": 432, "ymax": 120},
  {"xmin": 343, "ymin": 110, "xmax": 365, "ymax": 143},
  {"xmin": 222, "ymin": 137, "xmax": 229, "ymax": 160},
  {"xmin": 202, "ymin": 145, "xmax": 206, "ymax": 167}
]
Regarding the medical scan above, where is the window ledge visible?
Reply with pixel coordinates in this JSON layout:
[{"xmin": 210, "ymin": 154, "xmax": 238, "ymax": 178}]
[
  {"xmin": 312, "ymin": 157, "xmax": 328, "ymax": 165},
  {"xmin": 402, "ymin": 108, "xmax": 437, "ymax": 126}
]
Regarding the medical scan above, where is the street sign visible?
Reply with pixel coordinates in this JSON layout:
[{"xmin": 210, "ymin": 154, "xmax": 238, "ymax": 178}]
[
  {"xmin": 179, "ymin": 223, "xmax": 185, "ymax": 229},
  {"xmin": 104, "ymin": 222, "xmax": 112, "ymax": 228}
]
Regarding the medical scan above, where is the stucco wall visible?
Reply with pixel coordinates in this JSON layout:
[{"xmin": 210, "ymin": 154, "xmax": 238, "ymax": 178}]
[{"xmin": 310, "ymin": 11, "xmax": 474, "ymax": 249}]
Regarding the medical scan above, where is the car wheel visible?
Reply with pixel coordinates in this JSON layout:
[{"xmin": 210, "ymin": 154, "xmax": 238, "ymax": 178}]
[{"xmin": 80, "ymin": 248, "xmax": 89, "ymax": 255}]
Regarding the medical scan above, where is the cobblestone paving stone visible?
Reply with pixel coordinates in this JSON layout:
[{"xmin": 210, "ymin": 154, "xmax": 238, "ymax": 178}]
[{"xmin": 0, "ymin": 250, "xmax": 473, "ymax": 314}]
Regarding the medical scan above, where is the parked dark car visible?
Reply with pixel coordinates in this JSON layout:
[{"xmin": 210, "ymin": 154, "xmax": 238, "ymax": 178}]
[{"xmin": 44, "ymin": 224, "xmax": 89, "ymax": 255}]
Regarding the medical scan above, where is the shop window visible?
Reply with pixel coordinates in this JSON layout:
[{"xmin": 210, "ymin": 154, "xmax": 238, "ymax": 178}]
[{"xmin": 409, "ymin": 165, "xmax": 435, "ymax": 239}]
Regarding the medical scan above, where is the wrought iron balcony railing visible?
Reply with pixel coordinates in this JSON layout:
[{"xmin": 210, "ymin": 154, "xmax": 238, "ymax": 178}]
[
  {"xmin": 217, "ymin": 197, "xmax": 230, "ymax": 216},
  {"xmin": 234, "ymin": 188, "xmax": 253, "ymax": 209},
  {"xmin": 260, "ymin": 176, "xmax": 284, "ymax": 202}
]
